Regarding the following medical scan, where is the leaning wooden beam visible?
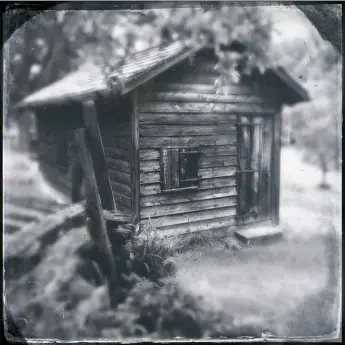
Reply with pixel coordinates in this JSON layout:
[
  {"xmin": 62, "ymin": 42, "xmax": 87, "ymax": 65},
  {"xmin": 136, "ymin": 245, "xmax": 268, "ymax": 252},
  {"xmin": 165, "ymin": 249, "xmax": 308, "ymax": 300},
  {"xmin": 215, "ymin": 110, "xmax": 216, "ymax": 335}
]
[
  {"xmin": 74, "ymin": 128, "xmax": 119, "ymax": 304},
  {"xmin": 82, "ymin": 100, "xmax": 116, "ymax": 211}
]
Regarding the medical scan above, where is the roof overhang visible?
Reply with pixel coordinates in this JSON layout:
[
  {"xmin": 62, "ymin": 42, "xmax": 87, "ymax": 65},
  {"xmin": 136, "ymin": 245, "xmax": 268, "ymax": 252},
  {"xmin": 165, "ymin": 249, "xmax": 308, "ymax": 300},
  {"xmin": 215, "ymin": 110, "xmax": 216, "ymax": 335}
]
[
  {"xmin": 16, "ymin": 41, "xmax": 310, "ymax": 110},
  {"xmin": 15, "ymin": 40, "xmax": 205, "ymax": 109}
]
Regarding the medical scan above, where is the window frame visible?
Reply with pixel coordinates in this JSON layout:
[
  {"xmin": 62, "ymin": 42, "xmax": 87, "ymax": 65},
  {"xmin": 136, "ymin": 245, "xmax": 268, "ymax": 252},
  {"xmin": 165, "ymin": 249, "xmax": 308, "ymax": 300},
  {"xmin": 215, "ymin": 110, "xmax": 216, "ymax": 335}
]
[{"xmin": 160, "ymin": 146, "xmax": 200, "ymax": 193}]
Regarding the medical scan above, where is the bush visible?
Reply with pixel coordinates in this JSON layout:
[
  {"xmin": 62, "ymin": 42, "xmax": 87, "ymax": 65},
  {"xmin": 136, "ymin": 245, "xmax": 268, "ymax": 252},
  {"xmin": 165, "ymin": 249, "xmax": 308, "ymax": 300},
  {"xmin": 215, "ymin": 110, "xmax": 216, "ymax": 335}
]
[
  {"xmin": 124, "ymin": 222, "xmax": 176, "ymax": 284},
  {"xmin": 87, "ymin": 280, "xmax": 265, "ymax": 340}
]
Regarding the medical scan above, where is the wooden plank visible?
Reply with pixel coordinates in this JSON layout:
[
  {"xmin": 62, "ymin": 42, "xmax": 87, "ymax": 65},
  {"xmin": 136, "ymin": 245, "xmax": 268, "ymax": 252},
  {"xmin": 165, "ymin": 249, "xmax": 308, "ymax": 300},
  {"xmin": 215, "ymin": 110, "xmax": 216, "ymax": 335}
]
[
  {"xmin": 154, "ymin": 216, "xmax": 236, "ymax": 237},
  {"xmin": 140, "ymin": 146, "xmax": 236, "ymax": 159},
  {"xmin": 5, "ymin": 202, "xmax": 86, "ymax": 260},
  {"xmin": 235, "ymin": 226, "xmax": 283, "ymax": 245},
  {"xmin": 150, "ymin": 83, "xmax": 253, "ymax": 95},
  {"xmin": 113, "ymin": 191, "xmax": 131, "ymax": 209},
  {"xmin": 4, "ymin": 205, "xmax": 44, "ymax": 223},
  {"xmin": 106, "ymin": 157, "xmax": 131, "ymax": 173},
  {"xmin": 110, "ymin": 180, "xmax": 132, "ymax": 197},
  {"xmin": 170, "ymin": 149, "xmax": 180, "ymax": 189},
  {"xmin": 199, "ymin": 166, "xmax": 237, "ymax": 179},
  {"xmin": 103, "ymin": 209, "xmax": 131, "ymax": 223},
  {"xmin": 140, "ymin": 183, "xmax": 161, "ymax": 196},
  {"xmin": 142, "ymin": 92, "xmax": 263, "ymax": 103},
  {"xmin": 82, "ymin": 100, "xmax": 116, "ymax": 211},
  {"xmin": 200, "ymin": 145, "xmax": 237, "ymax": 156},
  {"xmin": 131, "ymin": 90, "xmax": 140, "ymax": 224},
  {"xmin": 260, "ymin": 116, "xmax": 273, "ymax": 220},
  {"xmin": 140, "ymin": 124, "xmax": 237, "ymax": 137},
  {"xmin": 141, "ymin": 196, "xmax": 237, "ymax": 218},
  {"xmin": 140, "ymin": 149, "xmax": 160, "ymax": 160},
  {"xmin": 139, "ymin": 135, "xmax": 237, "ymax": 148},
  {"xmin": 103, "ymin": 147, "xmax": 130, "ymax": 160},
  {"xmin": 140, "ymin": 160, "xmax": 161, "ymax": 172},
  {"xmin": 199, "ymin": 155, "xmax": 237, "ymax": 168},
  {"xmin": 200, "ymin": 176, "xmax": 236, "ymax": 188},
  {"xmin": 139, "ymin": 175, "xmax": 236, "ymax": 195},
  {"xmin": 271, "ymin": 112, "xmax": 282, "ymax": 225},
  {"xmin": 141, "ymin": 171, "xmax": 161, "ymax": 184},
  {"xmin": 109, "ymin": 170, "xmax": 131, "ymax": 185},
  {"xmin": 138, "ymin": 102, "xmax": 276, "ymax": 114},
  {"xmin": 140, "ymin": 206, "xmax": 236, "ymax": 228},
  {"xmin": 140, "ymin": 186, "xmax": 237, "ymax": 207},
  {"xmin": 139, "ymin": 155, "xmax": 237, "ymax": 173},
  {"xmin": 178, "ymin": 74, "xmax": 220, "ymax": 85},
  {"xmin": 74, "ymin": 129, "xmax": 118, "ymax": 303},
  {"xmin": 139, "ymin": 113, "xmax": 238, "ymax": 125},
  {"xmin": 101, "ymin": 136, "xmax": 132, "ymax": 151}
]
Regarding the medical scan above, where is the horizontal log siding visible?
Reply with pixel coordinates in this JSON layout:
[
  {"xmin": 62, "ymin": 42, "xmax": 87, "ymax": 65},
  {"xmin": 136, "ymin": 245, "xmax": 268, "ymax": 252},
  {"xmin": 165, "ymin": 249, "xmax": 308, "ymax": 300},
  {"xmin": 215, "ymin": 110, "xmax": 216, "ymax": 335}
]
[
  {"xmin": 100, "ymin": 126, "xmax": 132, "ymax": 212},
  {"xmin": 138, "ymin": 55, "xmax": 261, "ymax": 235}
]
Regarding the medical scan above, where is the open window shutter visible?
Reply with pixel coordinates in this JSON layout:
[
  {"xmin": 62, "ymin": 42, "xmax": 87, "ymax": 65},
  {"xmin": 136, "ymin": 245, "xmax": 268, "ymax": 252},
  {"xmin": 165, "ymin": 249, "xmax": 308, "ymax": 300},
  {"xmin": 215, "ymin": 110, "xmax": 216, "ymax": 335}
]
[
  {"xmin": 161, "ymin": 148, "xmax": 180, "ymax": 190},
  {"xmin": 179, "ymin": 147, "xmax": 200, "ymax": 188}
]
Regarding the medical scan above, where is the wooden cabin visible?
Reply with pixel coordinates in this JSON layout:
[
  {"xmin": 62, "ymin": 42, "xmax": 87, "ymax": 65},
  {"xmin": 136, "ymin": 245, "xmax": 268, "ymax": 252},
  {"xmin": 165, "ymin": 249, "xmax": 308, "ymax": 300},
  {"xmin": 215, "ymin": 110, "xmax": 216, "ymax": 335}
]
[{"xmin": 16, "ymin": 40, "xmax": 310, "ymax": 238}]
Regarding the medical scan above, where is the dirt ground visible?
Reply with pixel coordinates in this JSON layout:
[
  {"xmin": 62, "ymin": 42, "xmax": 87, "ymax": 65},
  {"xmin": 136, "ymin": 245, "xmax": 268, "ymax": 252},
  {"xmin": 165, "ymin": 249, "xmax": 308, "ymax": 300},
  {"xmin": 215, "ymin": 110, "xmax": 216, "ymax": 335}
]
[
  {"xmin": 3, "ymin": 145, "xmax": 342, "ymax": 339},
  {"xmin": 172, "ymin": 147, "xmax": 341, "ymax": 338}
]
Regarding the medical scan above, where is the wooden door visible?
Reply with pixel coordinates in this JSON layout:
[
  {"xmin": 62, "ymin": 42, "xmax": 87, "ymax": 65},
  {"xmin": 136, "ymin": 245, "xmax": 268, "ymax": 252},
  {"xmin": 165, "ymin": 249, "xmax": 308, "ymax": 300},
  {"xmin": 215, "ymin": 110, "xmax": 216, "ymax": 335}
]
[{"xmin": 236, "ymin": 115, "xmax": 273, "ymax": 226}]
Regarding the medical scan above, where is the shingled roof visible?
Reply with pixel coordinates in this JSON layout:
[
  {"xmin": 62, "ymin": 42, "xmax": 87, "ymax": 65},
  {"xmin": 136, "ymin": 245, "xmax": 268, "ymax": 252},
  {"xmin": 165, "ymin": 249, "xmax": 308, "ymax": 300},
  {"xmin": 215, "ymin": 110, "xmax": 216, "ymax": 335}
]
[
  {"xmin": 17, "ymin": 40, "xmax": 205, "ymax": 108},
  {"xmin": 17, "ymin": 28, "xmax": 310, "ymax": 109}
]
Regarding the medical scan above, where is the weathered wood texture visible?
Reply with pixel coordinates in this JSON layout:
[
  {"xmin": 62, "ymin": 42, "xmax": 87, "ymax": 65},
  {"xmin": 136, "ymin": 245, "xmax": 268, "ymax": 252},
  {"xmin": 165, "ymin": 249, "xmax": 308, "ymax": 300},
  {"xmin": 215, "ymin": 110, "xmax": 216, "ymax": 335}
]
[
  {"xmin": 137, "ymin": 52, "xmax": 280, "ymax": 236},
  {"xmin": 136, "ymin": 54, "xmax": 282, "ymax": 235},
  {"xmin": 95, "ymin": 95, "xmax": 133, "ymax": 213},
  {"xmin": 74, "ymin": 129, "xmax": 119, "ymax": 303}
]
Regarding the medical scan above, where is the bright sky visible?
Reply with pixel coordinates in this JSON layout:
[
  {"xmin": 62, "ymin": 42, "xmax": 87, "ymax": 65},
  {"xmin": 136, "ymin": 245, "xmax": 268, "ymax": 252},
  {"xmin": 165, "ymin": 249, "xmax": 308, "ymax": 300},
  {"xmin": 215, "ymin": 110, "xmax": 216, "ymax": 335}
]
[{"xmin": 267, "ymin": 5, "xmax": 318, "ymax": 43}]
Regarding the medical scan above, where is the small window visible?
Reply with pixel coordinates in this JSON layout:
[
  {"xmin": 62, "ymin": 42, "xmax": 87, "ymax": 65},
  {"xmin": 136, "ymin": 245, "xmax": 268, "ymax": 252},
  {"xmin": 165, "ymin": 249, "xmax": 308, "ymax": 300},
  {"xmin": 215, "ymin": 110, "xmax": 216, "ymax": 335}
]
[{"xmin": 161, "ymin": 147, "xmax": 200, "ymax": 192}]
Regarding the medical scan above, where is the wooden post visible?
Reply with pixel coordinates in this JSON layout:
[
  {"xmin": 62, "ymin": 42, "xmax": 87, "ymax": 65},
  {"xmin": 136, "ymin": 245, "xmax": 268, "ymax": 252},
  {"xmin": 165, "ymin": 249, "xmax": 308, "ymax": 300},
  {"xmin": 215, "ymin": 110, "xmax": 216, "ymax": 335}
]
[
  {"xmin": 74, "ymin": 128, "xmax": 119, "ymax": 304},
  {"xmin": 271, "ymin": 111, "xmax": 282, "ymax": 226},
  {"xmin": 82, "ymin": 100, "xmax": 116, "ymax": 211},
  {"xmin": 131, "ymin": 90, "xmax": 140, "ymax": 225}
]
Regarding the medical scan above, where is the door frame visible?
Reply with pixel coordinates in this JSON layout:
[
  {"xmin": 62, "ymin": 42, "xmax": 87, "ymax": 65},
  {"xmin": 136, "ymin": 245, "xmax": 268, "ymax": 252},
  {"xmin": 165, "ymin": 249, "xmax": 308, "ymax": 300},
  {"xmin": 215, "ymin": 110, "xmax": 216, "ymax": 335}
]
[
  {"xmin": 270, "ymin": 111, "xmax": 282, "ymax": 226},
  {"xmin": 235, "ymin": 113, "xmax": 277, "ymax": 227}
]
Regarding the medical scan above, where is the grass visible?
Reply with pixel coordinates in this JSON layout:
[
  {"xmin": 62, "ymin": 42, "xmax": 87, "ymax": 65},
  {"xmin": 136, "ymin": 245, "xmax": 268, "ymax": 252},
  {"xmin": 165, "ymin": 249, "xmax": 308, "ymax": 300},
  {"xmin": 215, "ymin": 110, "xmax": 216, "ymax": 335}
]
[
  {"xmin": 169, "ymin": 147, "xmax": 341, "ymax": 338},
  {"xmin": 3, "ymin": 144, "xmax": 342, "ymax": 340}
]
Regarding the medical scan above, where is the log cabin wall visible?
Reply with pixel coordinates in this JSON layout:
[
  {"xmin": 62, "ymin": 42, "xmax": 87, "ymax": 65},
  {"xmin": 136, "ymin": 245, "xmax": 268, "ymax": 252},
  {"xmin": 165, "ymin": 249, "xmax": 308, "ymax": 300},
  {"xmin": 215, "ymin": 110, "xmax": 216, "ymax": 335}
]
[
  {"xmin": 96, "ymin": 95, "xmax": 133, "ymax": 213},
  {"xmin": 35, "ymin": 103, "xmax": 83, "ymax": 198},
  {"xmin": 136, "ymin": 50, "xmax": 280, "ymax": 237}
]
